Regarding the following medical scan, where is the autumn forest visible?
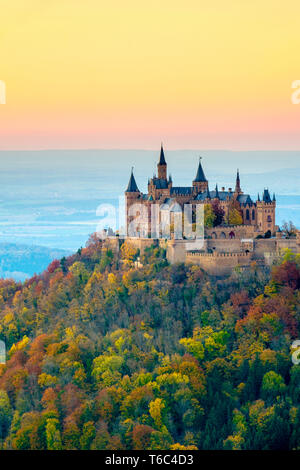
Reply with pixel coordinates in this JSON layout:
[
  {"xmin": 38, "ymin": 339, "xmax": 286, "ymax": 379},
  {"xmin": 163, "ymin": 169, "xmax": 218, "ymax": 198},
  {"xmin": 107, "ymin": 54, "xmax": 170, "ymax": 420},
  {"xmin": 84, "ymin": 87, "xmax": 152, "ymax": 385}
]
[{"xmin": 0, "ymin": 236, "xmax": 299, "ymax": 450}]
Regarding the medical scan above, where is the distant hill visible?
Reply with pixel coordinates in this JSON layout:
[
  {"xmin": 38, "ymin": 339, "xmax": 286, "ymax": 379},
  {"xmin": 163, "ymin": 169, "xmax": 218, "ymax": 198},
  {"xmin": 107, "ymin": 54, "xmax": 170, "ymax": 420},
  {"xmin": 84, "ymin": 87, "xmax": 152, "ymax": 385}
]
[{"xmin": 0, "ymin": 243, "xmax": 70, "ymax": 281}]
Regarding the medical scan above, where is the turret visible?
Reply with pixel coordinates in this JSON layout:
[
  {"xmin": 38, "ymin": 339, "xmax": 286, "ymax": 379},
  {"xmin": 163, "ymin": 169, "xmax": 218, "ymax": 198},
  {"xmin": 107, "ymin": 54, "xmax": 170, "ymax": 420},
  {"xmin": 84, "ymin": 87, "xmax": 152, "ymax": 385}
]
[
  {"xmin": 262, "ymin": 189, "xmax": 272, "ymax": 203},
  {"xmin": 256, "ymin": 188, "xmax": 276, "ymax": 234},
  {"xmin": 125, "ymin": 168, "xmax": 141, "ymax": 235},
  {"xmin": 192, "ymin": 157, "xmax": 208, "ymax": 193}
]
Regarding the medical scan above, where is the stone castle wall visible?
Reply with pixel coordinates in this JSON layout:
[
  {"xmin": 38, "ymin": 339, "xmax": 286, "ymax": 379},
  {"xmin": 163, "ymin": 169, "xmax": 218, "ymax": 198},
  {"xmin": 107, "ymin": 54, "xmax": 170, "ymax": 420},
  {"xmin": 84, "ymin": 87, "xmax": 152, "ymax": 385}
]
[
  {"xmin": 102, "ymin": 231, "xmax": 300, "ymax": 276},
  {"xmin": 206, "ymin": 225, "xmax": 256, "ymax": 239},
  {"xmin": 185, "ymin": 251, "xmax": 254, "ymax": 276}
]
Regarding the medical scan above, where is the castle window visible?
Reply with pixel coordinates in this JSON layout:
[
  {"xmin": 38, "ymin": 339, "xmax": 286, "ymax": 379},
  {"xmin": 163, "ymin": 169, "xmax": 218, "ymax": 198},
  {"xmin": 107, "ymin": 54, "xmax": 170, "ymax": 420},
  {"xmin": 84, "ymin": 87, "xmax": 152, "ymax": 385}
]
[
  {"xmin": 267, "ymin": 215, "xmax": 272, "ymax": 223},
  {"xmin": 246, "ymin": 209, "xmax": 250, "ymax": 220},
  {"xmin": 229, "ymin": 231, "xmax": 235, "ymax": 239},
  {"xmin": 252, "ymin": 210, "xmax": 255, "ymax": 220},
  {"xmin": 220, "ymin": 232, "xmax": 226, "ymax": 239}
]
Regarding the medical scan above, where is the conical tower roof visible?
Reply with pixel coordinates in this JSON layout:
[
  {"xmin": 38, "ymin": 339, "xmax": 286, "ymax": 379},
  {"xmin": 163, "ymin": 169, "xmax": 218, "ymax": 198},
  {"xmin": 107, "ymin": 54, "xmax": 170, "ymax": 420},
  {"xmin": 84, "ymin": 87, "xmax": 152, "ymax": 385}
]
[
  {"xmin": 126, "ymin": 168, "xmax": 139, "ymax": 192},
  {"xmin": 159, "ymin": 144, "xmax": 166, "ymax": 165},
  {"xmin": 193, "ymin": 157, "xmax": 207, "ymax": 182}
]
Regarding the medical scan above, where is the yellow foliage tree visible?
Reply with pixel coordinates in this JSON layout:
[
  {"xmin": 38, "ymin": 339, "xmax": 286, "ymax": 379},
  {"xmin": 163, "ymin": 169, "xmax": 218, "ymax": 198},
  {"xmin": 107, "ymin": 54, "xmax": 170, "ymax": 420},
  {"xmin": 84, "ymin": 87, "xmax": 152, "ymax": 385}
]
[
  {"xmin": 149, "ymin": 398, "xmax": 165, "ymax": 428},
  {"xmin": 120, "ymin": 242, "xmax": 138, "ymax": 265},
  {"xmin": 228, "ymin": 208, "xmax": 243, "ymax": 225}
]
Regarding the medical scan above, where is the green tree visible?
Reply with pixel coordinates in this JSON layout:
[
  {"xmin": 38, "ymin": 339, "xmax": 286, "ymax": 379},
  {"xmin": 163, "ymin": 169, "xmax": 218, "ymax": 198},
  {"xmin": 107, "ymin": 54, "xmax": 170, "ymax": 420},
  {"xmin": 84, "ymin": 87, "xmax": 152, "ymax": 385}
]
[
  {"xmin": 46, "ymin": 418, "xmax": 62, "ymax": 450},
  {"xmin": 261, "ymin": 371, "xmax": 286, "ymax": 402},
  {"xmin": 204, "ymin": 204, "xmax": 216, "ymax": 228}
]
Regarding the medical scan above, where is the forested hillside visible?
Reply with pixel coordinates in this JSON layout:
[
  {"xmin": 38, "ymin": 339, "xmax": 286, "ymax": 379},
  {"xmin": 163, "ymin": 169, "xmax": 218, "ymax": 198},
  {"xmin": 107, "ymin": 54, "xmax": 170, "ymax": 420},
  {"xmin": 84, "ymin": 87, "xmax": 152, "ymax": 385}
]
[{"xmin": 0, "ymin": 236, "xmax": 299, "ymax": 450}]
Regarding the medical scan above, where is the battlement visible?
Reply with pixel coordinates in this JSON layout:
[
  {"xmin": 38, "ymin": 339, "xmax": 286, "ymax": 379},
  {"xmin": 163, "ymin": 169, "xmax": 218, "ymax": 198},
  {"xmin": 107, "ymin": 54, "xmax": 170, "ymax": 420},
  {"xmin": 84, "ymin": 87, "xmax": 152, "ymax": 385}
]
[
  {"xmin": 102, "ymin": 233, "xmax": 300, "ymax": 276},
  {"xmin": 187, "ymin": 251, "xmax": 252, "ymax": 258}
]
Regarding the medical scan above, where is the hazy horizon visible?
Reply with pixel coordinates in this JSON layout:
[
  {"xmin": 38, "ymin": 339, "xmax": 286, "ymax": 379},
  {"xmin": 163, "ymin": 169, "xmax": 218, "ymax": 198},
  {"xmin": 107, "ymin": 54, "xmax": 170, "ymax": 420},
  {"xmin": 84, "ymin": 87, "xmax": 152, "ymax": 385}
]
[{"xmin": 0, "ymin": 149, "xmax": 299, "ymax": 257}]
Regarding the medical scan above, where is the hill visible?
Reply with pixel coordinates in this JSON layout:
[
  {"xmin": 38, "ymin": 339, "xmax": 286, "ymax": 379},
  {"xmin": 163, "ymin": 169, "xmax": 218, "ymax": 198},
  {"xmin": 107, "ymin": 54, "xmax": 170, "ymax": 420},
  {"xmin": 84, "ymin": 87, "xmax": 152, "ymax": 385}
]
[{"xmin": 0, "ymin": 236, "xmax": 299, "ymax": 450}]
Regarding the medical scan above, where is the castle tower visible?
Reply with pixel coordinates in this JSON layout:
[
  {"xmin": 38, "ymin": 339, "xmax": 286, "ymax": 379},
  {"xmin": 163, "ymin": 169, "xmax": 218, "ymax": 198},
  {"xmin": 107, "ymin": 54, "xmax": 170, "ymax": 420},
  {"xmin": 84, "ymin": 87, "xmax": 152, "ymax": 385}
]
[
  {"xmin": 125, "ymin": 168, "xmax": 141, "ymax": 235},
  {"xmin": 157, "ymin": 144, "xmax": 167, "ymax": 180},
  {"xmin": 256, "ymin": 189, "xmax": 276, "ymax": 234},
  {"xmin": 192, "ymin": 157, "xmax": 208, "ymax": 194}
]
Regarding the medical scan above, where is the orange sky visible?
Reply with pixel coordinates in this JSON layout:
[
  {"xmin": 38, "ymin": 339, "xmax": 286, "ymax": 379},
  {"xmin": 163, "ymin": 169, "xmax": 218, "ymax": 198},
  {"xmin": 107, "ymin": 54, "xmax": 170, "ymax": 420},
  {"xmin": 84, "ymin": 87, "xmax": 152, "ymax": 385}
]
[{"xmin": 0, "ymin": 1, "xmax": 300, "ymax": 150}]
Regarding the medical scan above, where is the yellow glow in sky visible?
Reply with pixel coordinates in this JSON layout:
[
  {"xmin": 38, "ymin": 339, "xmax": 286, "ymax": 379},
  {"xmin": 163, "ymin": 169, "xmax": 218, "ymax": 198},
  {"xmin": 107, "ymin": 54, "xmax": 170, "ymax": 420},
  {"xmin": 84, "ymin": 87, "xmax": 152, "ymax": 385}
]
[{"xmin": 0, "ymin": 0, "xmax": 299, "ymax": 149}]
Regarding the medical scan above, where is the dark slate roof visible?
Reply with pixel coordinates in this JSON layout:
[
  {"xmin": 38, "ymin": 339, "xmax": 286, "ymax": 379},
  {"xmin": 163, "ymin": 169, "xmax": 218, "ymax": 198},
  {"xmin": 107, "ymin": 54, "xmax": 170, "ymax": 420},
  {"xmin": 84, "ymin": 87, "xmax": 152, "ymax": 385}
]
[
  {"xmin": 195, "ymin": 190, "xmax": 253, "ymax": 205},
  {"xmin": 263, "ymin": 189, "xmax": 272, "ymax": 203},
  {"xmin": 171, "ymin": 187, "xmax": 193, "ymax": 195},
  {"xmin": 193, "ymin": 159, "xmax": 207, "ymax": 182},
  {"xmin": 126, "ymin": 171, "xmax": 139, "ymax": 192},
  {"xmin": 237, "ymin": 194, "xmax": 254, "ymax": 205},
  {"xmin": 153, "ymin": 178, "xmax": 168, "ymax": 189},
  {"xmin": 195, "ymin": 189, "xmax": 212, "ymax": 201},
  {"xmin": 210, "ymin": 190, "xmax": 234, "ymax": 201},
  {"xmin": 159, "ymin": 145, "xmax": 166, "ymax": 165},
  {"xmin": 160, "ymin": 198, "xmax": 182, "ymax": 212}
]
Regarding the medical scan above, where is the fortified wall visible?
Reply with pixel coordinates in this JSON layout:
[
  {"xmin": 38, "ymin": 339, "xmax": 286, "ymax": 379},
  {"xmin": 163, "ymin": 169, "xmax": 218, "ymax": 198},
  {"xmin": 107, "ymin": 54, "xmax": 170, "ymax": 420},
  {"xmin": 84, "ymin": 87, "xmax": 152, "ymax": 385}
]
[{"xmin": 102, "ymin": 231, "xmax": 300, "ymax": 276}]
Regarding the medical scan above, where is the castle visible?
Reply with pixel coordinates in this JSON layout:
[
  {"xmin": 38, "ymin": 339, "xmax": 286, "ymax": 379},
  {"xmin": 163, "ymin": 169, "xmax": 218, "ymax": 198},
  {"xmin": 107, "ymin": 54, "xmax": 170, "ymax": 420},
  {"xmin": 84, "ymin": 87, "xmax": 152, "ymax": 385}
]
[
  {"xmin": 102, "ymin": 146, "xmax": 300, "ymax": 276},
  {"xmin": 125, "ymin": 145, "xmax": 277, "ymax": 238}
]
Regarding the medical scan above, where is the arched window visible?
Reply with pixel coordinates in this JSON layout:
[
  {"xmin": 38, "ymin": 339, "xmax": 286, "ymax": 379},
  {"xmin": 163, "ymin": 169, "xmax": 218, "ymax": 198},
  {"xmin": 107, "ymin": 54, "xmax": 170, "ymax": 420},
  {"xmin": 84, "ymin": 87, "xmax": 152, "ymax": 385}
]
[
  {"xmin": 211, "ymin": 232, "xmax": 217, "ymax": 239},
  {"xmin": 229, "ymin": 231, "xmax": 235, "ymax": 239},
  {"xmin": 252, "ymin": 209, "xmax": 255, "ymax": 220},
  {"xmin": 246, "ymin": 209, "xmax": 250, "ymax": 220},
  {"xmin": 220, "ymin": 232, "xmax": 226, "ymax": 239}
]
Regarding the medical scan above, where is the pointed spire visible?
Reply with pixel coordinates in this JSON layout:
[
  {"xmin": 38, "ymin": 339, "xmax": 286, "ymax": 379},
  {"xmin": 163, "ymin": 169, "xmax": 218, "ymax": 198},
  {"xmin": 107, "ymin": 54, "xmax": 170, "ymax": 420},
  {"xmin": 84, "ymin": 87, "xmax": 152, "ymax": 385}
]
[
  {"xmin": 257, "ymin": 193, "xmax": 261, "ymax": 202},
  {"xmin": 159, "ymin": 143, "xmax": 166, "ymax": 165},
  {"xmin": 126, "ymin": 167, "xmax": 139, "ymax": 192},
  {"xmin": 168, "ymin": 174, "xmax": 172, "ymax": 183},
  {"xmin": 215, "ymin": 184, "xmax": 220, "ymax": 199},
  {"xmin": 273, "ymin": 193, "xmax": 276, "ymax": 202},
  {"xmin": 235, "ymin": 169, "xmax": 241, "ymax": 193},
  {"xmin": 206, "ymin": 185, "xmax": 211, "ymax": 199},
  {"xmin": 194, "ymin": 156, "xmax": 207, "ymax": 182}
]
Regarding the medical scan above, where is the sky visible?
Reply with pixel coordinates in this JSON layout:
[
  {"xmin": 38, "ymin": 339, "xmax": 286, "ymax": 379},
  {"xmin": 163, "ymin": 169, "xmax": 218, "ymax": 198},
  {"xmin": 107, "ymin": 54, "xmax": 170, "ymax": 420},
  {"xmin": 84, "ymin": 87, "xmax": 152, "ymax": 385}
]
[{"xmin": 0, "ymin": 1, "xmax": 300, "ymax": 150}]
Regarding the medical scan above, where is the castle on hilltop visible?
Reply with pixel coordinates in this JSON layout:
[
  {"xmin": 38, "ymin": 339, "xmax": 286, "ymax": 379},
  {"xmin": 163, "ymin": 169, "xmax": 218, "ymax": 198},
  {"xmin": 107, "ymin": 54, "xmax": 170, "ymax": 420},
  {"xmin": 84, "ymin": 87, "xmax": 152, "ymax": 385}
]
[
  {"xmin": 125, "ymin": 145, "xmax": 277, "ymax": 238},
  {"xmin": 100, "ymin": 146, "xmax": 300, "ymax": 275}
]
